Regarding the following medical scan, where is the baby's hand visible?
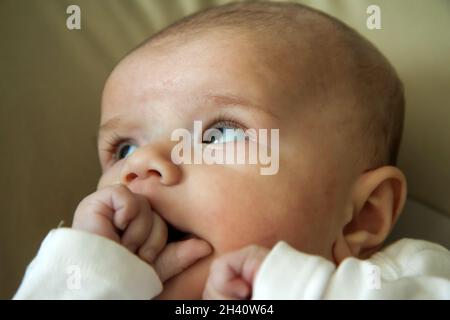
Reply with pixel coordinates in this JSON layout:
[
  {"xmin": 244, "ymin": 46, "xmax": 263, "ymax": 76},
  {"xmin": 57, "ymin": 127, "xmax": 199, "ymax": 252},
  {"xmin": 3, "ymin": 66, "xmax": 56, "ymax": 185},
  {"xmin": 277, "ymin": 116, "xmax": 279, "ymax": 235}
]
[
  {"xmin": 203, "ymin": 245, "xmax": 269, "ymax": 300},
  {"xmin": 72, "ymin": 184, "xmax": 163, "ymax": 261},
  {"xmin": 72, "ymin": 184, "xmax": 211, "ymax": 282}
]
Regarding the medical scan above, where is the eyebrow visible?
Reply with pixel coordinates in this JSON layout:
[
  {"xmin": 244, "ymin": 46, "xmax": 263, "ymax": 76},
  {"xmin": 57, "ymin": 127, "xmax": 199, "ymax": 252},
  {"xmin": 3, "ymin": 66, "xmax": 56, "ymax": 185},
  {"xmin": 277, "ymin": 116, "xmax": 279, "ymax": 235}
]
[
  {"xmin": 97, "ymin": 116, "xmax": 137, "ymax": 144},
  {"xmin": 98, "ymin": 94, "xmax": 279, "ymax": 141},
  {"xmin": 99, "ymin": 116, "xmax": 127, "ymax": 137},
  {"xmin": 203, "ymin": 94, "xmax": 278, "ymax": 119}
]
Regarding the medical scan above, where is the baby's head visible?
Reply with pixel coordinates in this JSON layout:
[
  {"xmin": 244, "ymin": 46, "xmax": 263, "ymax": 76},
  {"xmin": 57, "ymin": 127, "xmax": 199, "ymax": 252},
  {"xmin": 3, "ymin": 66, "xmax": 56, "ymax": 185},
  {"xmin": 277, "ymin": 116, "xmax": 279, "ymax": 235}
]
[{"xmin": 96, "ymin": 2, "xmax": 406, "ymax": 298}]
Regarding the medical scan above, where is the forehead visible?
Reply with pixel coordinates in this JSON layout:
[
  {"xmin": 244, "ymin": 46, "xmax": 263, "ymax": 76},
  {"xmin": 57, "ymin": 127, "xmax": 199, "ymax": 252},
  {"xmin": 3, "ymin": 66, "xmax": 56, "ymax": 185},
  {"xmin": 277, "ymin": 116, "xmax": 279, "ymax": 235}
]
[{"xmin": 100, "ymin": 30, "xmax": 310, "ymax": 125}]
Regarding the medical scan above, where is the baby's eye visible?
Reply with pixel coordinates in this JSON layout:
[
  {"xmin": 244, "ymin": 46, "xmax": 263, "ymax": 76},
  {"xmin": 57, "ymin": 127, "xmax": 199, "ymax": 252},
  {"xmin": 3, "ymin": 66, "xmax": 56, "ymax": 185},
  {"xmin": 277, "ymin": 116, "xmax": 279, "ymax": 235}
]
[
  {"xmin": 203, "ymin": 120, "xmax": 247, "ymax": 144},
  {"xmin": 115, "ymin": 142, "xmax": 137, "ymax": 160}
]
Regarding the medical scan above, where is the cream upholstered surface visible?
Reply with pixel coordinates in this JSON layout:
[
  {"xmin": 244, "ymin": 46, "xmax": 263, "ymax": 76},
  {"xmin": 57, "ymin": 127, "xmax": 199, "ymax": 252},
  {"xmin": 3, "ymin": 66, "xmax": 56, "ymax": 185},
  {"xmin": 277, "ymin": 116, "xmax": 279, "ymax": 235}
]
[{"xmin": 0, "ymin": 0, "xmax": 449, "ymax": 298}]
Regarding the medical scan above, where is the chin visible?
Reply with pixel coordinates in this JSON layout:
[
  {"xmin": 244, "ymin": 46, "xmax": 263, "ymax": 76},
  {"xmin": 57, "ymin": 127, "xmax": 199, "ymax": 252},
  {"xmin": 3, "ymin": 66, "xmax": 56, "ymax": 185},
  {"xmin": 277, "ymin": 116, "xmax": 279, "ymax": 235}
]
[{"xmin": 155, "ymin": 253, "xmax": 213, "ymax": 300}]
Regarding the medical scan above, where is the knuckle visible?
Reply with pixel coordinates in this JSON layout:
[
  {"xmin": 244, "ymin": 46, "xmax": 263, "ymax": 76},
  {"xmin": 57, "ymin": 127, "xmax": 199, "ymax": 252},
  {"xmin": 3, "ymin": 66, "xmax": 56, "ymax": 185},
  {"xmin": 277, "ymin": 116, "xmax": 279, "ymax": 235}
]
[
  {"xmin": 114, "ymin": 184, "xmax": 132, "ymax": 199},
  {"xmin": 77, "ymin": 193, "xmax": 96, "ymax": 207},
  {"xmin": 136, "ymin": 194, "xmax": 151, "ymax": 208},
  {"xmin": 112, "ymin": 183, "xmax": 129, "ymax": 192},
  {"xmin": 117, "ymin": 191, "xmax": 138, "ymax": 211},
  {"xmin": 74, "ymin": 196, "xmax": 99, "ymax": 216},
  {"xmin": 140, "ymin": 246, "xmax": 158, "ymax": 262},
  {"xmin": 110, "ymin": 184, "xmax": 132, "ymax": 201}
]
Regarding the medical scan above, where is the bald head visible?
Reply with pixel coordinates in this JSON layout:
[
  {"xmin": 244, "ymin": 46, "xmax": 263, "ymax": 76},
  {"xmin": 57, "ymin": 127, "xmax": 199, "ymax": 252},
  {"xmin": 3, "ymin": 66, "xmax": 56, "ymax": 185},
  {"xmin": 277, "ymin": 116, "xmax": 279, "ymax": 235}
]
[{"xmin": 130, "ymin": 1, "xmax": 404, "ymax": 167}]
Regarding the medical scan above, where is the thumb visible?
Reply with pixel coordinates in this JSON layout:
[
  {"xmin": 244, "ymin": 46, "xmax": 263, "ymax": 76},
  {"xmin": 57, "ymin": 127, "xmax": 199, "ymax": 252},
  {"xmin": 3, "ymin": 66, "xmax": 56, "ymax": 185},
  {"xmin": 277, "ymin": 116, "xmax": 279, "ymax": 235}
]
[{"xmin": 154, "ymin": 238, "xmax": 212, "ymax": 282}]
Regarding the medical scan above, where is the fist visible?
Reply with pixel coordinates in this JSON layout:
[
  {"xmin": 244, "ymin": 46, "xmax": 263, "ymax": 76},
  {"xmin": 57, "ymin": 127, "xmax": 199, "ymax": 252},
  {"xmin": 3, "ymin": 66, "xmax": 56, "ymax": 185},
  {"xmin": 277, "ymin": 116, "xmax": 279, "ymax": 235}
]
[
  {"xmin": 72, "ymin": 184, "xmax": 164, "ymax": 262},
  {"xmin": 72, "ymin": 184, "xmax": 212, "ymax": 282},
  {"xmin": 203, "ymin": 245, "xmax": 270, "ymax": 300}
]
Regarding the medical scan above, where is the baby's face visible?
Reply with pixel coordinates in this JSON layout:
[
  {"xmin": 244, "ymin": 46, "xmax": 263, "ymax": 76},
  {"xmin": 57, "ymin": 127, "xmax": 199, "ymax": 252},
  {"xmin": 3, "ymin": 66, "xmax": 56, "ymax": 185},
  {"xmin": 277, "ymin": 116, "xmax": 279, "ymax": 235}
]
[{"xmin": 97, "ymin": 31, "xmax": 357, "ymax": 298}]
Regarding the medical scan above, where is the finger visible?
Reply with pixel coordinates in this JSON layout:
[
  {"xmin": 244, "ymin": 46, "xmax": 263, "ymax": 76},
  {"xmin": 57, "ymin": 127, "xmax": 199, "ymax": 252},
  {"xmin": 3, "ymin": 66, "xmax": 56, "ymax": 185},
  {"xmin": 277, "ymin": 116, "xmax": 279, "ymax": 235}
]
[
  {"xmin": 110, "ymin": 185, "xmax": 143, "ymax": 231},
  {"xmin": 72, "ymin": 184, "xmax": 144, "ymax": 244},
  {"xmin": 72, "ymin": 187, "xmax": 129, "ymax": 240},
  {"xmin": 226, "ymin": 278, "xmax": 251, "ymax": 299},
  {"xmin": 120, "ymin": 197, "xmax": 154, "ymax": 253},
  {"xmin": 138, "ymin": 214, "xmax": 168, "ymax": 264},
  {"xmin": 154, "ymin": 238, "xmax": 212, "ymax": 282},
  {"xmin": 202, "ymin": 246, "xmax": 268, "ymax": 300},
  {"xmin": 72, "ymin": 210, "xmax": 121, "ymax": 243},
  {"xmin": 203, "ymin": 277, "xmax": 250, "ymax": 300},
  {"xmin": 72, "ymin": 190, "xmax": 114, "ymax": 227},
  {"xmin": 211, "ymin": 270, "xmax": 251, "ymax": 299},
  {"xmin": 208, "ymin": 249, "xmax": 249, "ymax": 289},
  {"xmin": 215, "ymin": 246, "xmax": 269, "ymax": 284},
  {"xmin": 79, "ymin": 184, "xmax": 141, "ymax": 231},
  {"xmin": 203, "ymin": 281, "xmax": 232, "ymax": 300},
  {"xmin": 240, "ymin": 246, "xmax": 270, "ymax": 283}
]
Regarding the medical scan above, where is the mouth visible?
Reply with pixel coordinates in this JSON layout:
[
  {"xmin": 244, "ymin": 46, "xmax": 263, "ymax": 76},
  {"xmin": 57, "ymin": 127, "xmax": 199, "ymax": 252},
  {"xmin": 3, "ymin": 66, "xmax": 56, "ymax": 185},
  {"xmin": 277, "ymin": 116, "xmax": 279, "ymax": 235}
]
[{"xmin": 166, "ymin": 223, "xmax": 192, "ymax": 243}]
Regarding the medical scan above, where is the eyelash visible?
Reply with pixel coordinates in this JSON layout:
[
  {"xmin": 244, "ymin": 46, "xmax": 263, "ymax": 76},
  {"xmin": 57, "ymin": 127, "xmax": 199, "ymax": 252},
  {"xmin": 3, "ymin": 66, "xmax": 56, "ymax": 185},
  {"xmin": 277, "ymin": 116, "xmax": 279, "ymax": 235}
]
[
  {"xmin": 206, "ymin": 114, "xmax": 245, "ymax": 132},
  {"xmin": 101, "ymin": 132, "xmax": 130, "ymax": 163},
  {"xmin": 101, "ymin": 115, "xmax": 246, "ymax": 164}
]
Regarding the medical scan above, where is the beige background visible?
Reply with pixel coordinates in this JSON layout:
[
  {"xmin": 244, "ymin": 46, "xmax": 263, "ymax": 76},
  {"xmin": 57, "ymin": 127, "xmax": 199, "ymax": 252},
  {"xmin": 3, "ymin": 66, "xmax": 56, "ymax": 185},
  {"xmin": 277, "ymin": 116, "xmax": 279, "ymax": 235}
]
[{"xmin": 1, "ymin": 0, "xmax": 449, "ymax": 299}]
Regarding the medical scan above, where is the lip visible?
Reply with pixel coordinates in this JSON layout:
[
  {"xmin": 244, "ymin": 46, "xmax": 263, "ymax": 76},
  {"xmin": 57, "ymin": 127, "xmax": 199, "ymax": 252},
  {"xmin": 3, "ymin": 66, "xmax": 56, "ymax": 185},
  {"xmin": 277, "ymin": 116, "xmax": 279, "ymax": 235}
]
[
  {"xmin": 147, "ymin": 201, "xmax": 190, "ymax": 243},
  {"xmin": 147, "ymin": 201, "xmax": 197, "ymax": 243}
]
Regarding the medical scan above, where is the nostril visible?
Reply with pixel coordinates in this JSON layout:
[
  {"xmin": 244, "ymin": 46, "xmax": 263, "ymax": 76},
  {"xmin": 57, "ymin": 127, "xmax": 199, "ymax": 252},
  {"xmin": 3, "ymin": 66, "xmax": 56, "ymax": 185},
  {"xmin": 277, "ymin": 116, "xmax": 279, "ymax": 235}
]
[
  {"xmin": 125, "ymin": 173, "xmax": 138, "ymax": 183},
  {"xmin": 124, "ymin": 170, "xmax": 161, "ymax": 184},
  {"xmin": 147, "ymin": 169, "xmax": 162, "ymax": 178}
]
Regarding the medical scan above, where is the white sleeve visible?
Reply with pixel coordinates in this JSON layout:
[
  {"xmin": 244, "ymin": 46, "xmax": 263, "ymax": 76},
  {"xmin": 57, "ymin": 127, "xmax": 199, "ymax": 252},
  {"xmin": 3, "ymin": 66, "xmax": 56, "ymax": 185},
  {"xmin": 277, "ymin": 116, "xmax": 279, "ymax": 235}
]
[
  {"xmin": 252, "ymin": 239, "xmax": 450, "ymax": 299},
  {"xmin": 13, "ymin": 228, "xmax": 163, "ymax": 299}
]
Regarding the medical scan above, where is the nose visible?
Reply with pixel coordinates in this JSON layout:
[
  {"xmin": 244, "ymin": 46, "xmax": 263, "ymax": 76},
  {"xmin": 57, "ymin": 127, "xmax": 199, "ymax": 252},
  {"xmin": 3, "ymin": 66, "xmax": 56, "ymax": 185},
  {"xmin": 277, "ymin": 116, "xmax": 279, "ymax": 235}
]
[{"xmin": 119, "ymin": 142, "xmax": 181, "ymax": 186}]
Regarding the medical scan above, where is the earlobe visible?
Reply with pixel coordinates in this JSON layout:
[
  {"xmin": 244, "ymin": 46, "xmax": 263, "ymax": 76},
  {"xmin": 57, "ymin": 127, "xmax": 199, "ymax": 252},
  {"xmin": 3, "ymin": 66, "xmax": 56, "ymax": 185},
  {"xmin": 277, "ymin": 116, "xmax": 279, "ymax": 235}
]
[
  {"xmin": 338, "ymin": 166, "xmax": 407, "ymax": 260},
  {"xmin": 332, "ymin": 233, "xmax": 354, "ymax": 264}
]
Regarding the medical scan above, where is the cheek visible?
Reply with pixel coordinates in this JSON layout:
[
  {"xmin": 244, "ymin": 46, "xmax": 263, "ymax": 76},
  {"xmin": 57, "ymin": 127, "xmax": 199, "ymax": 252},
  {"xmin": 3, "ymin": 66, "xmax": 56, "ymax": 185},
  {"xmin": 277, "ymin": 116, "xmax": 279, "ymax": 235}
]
[
  {"xmin": 183, "ymin": 163, "xmax": 332, "ymax": 256},
  {"xmin": 184, "ymin": 166, "xmax": 280, "ymax": 254},
  {"xmin": 97, "ymin": 163, "xmax": 123, "ymax": 189},
  {"xmin": 211, "ymin": 211, "xmax": 277, "ymax": 254},
  {"xmin": 278, "ymin": 168, "xmax": 343, "ymax": 259}
]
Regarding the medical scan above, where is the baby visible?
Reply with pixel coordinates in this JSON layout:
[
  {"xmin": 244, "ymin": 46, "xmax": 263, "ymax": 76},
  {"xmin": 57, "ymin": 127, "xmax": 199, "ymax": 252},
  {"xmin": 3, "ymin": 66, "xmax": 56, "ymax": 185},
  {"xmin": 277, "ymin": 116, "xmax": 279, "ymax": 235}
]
[{"xmin": 15, "ymin": 1, "xmax": 450, "ymax": 299}]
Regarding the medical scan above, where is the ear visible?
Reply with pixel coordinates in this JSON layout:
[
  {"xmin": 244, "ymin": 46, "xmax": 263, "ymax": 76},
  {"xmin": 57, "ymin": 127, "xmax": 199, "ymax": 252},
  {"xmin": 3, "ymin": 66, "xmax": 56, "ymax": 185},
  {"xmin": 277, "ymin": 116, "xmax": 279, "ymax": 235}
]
[{"xmin": 333, "ymin": 166, "xmax": 407, "ymax": 263}]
